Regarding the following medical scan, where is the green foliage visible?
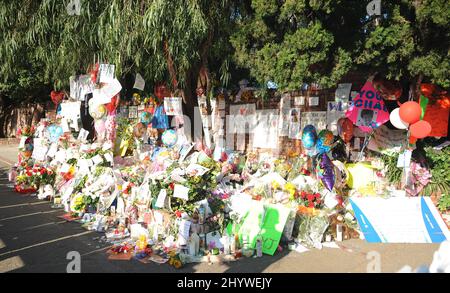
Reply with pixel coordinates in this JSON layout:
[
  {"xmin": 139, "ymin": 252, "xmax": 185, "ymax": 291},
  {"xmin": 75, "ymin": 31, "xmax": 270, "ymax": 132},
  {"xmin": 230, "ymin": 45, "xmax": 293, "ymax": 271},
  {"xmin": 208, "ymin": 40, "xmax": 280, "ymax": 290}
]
[
  {"xmin": 422, "ymin": 147, "xmax": 450, "ymax": 196},
  {"xmin": 438, "ymin": 194, "xmax": 450, "ymax": 212}
]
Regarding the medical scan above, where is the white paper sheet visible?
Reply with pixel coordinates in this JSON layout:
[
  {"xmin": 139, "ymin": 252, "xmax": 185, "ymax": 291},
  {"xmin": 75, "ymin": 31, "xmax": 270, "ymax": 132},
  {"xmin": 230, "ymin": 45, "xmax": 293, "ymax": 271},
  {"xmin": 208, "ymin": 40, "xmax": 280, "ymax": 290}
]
[
  {"xmin": 173, "ymin": 184, "xmax": 189, "ymax": 200},
  {"xmin": 133, "ymin": 73, "xmax": 145, "ymax": 91},
  {"xmin": 155, "ymin": 189, "xmax": 167, "ymax": 208}
]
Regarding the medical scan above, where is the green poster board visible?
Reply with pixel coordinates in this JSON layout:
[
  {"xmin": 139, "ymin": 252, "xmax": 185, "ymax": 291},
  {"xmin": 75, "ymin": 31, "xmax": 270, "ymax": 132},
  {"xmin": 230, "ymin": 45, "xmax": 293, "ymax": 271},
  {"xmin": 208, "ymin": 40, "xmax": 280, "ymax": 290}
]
[{"xmin": 235, "ymin": 202, "xmax": 290, "ymax": 256}]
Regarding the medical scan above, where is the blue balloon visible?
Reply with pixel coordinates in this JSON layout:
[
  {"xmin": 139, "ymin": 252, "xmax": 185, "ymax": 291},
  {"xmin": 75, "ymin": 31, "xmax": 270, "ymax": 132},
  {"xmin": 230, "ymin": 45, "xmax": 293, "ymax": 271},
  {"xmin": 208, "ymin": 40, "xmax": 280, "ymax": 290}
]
[
  {"xmin": 316, "ymin": 139, "xmax": 331, "ymax": 154},
  {"xmin": 301, "ymin": 125, "xmax": 317, "ymax": 149}
]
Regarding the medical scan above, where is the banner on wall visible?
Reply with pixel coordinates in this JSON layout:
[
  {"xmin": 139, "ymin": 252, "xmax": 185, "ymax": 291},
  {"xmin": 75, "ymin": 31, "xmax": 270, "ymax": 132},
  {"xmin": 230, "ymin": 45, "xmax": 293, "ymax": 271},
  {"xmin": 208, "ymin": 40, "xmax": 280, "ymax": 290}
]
[{"xmin": 350, "ymin": 197, "xmax": 450, "ymax": 243}]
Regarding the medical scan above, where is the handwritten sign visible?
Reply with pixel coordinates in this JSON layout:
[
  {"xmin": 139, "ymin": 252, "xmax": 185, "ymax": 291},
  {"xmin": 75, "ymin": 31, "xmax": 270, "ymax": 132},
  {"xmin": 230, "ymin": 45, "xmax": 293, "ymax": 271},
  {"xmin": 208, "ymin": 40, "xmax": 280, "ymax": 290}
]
[
  {"xmin": 301, "ymin": 111, "xmax": 327, "ymax": 131},
  {"xmin": 367, "ymin": 125, "xmax": 406, "ymax": 153},
  {"xmin": 164, "ymin": 97, "xmax": 183, "ymax": 116}
]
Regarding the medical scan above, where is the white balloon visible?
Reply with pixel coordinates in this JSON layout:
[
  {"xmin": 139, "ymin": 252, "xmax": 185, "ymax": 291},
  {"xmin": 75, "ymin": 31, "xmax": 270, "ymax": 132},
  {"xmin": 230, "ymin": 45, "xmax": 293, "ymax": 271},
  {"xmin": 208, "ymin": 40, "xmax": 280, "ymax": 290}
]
[{"xmin": 390, "ymin": 108, "xmax": 409, "ymax": 129}]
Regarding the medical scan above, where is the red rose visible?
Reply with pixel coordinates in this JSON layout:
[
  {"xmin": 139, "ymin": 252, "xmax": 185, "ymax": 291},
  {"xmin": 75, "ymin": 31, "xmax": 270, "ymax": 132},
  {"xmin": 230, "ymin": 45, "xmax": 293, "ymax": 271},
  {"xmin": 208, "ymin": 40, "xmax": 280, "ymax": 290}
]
[
  {"xmin": 308, "ymin": 202, "xmax": 315, "ymax": 208},
  {"xmin": 301, "ymin": 191, "xmax": 306, "ymax": 199},
  {"xmin": 169, "ymin": 183, "xmax": 174, "ymax": 190},
  {"xmin": 316, "ymin": 199, "xmax": 322, "ymax": 204},
  {"xmin": 307, "ymin": 194, "xmax": 315, "ymax": 202},
  {"xmin": 175, "ymin": 210, "xmax": 182, "ymax": 218},
  {"xmin": 315, "ymin": 193, "xmax": 321, "ymax": 199},
  {"xmin": 40, "ymin": 169, "xmax": 45, "ymax": 175},
  {"xmin": 26, "ymin": 171, "xmax": 32, "ymax": 176}
]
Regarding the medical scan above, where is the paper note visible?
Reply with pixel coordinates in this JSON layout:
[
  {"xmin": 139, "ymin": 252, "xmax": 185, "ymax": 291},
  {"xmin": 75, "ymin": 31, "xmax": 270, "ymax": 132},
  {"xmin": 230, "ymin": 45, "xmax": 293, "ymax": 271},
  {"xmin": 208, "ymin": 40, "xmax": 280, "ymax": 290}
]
[
  {"xmin": 155, "ymin": 189, "xmax": 167, "ymax": 208},
  {"xmin": 397, "ymin": 150, "xmax": 412, "ymax": 168},
  {"xmin": 335, "ymin": 83, "xmax": 352, "ymax": 102},
  {"xmin": 133, "ymin": 73, "xmax": 145, "ymax": 91},
  {"xmin": 77, "ymin": 128, "xmax": 89, "ymax": 142},
  {"xmin": 32, "ymin": 138, "xmax": 48, "ymax": 161},
  {"xmin": 308, "ymin": 96, "xmax": 319, "ymax": 106},
  {"xmin": 61, "ymin": 118, "xmax": 70, "ymax": 133},
  {"xmin": 103, "ymin": 152, "xmax": 113, "ymax": 163},
  {"xmin": 173, "ymin": 184, "xmax": 189, "ymax": 200},
  {"xmin": 178, "ymin": 220, "xmax": 191, "ymax": 246},
  {"xmin": 101, "ymin": 78, "xmax": 122, "ymax": 101},
  {"xmin": 19, "ymin": 136, "xmax": 27, "ymax": 149},
  {"xmin": 46, "ymin": 143, "xmax": 58, "ymax": 158},
  {"xmin": 185, "ymin": 164, "xmax": 209, "ymax": 176},
  {"xmin": 98, "ymin": 64, "xmax": 115, "ymax": 83},
  {"xmin": 92, "ymin": 154, "xmax": 103, "ymax": 165}
]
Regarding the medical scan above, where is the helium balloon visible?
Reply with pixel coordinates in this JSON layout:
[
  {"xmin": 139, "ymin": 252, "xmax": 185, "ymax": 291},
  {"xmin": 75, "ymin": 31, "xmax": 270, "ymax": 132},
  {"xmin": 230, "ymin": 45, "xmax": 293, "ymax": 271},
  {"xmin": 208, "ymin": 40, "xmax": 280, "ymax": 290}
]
[
  {"xmin": 89, "ymin": 103, "xmax": 106, "ymax": 120},
  {"xmin": 47, "ymin": 124, "xmax": 64, "ymax": 143},
  {"xmin": 409, "ymin": 136, "xmax": 418, "ymax": 145},
  {"xmin": 316, "ymin": 129, "xmax": 334, "ymax": 154},
  {"xmin": 399, "ymin": 101, "xmax": 421, "ymax": 124},
  {"xmin": 389, "ymin": 108, "xmax": 409, "ymax": 129},
  {"xmin": 316, "ymin": 153, "xmax": 335, "ymax": 191},
  {"xmin": 301, "ymin": 125, "xmax": 317, "ymax": 149},
  {"xmin": 133, "ymin": 122, "xmax": 146, "ymax": 138},
  {"xmin": 337, "ymin": 118, "xmax": 354, "ymax": 143},
  {"xmin": 161, "ymin": 129, "xmax": 178, "ymax": 147},
  {"xmin": 50, "ymin": 91, "xmax": 64, "ymax": 105},
  {"xmin": 410, "ymin": 120, "xmax": 431, "ymax": 139},
  {"xmin": 140, "ymin": 111, "xmax": 152, "ymax": 126}
]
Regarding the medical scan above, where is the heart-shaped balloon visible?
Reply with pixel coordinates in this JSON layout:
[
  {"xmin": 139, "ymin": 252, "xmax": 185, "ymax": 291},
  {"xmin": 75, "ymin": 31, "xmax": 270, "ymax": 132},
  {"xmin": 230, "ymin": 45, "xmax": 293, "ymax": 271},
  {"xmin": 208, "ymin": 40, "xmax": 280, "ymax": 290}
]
[
  {"xmin": 50, "ymin": 91, "xmax": 64, "ymax": 105},
  {"xmin": 47, "ymin": 124, "xmax": 64, "ymax": 143}
]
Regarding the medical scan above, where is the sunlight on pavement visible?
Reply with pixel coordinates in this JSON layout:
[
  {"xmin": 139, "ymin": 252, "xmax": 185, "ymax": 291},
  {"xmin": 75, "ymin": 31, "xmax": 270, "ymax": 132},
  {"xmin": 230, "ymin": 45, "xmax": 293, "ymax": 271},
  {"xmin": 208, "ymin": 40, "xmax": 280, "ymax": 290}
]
[
  {"xmin": 0, "ymin": 210, "xmax": 61, "ymax": 221},
  {"xmin": 0, "ymin": 231, "xmax": 93, "ymax": 258},
  {"xmin": 0, "ymin": 256, "xmax": 25, "ymax": 273},
  {"xmin": 0, "ymin": 238, "xmax": 5, "ymax": 249},
  {"xmin": 0, "ymin": 201, "xmax": 49, "ymax": 209}
]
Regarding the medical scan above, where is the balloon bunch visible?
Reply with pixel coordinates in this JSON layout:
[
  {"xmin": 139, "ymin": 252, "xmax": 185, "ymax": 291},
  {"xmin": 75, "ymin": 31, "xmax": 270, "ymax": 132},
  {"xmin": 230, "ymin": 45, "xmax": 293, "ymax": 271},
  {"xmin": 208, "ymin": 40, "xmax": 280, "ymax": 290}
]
[
  {"xmin": 301, "ymin": 125, "xmax": 336, "ymax": 191},
  {"xmin": 389, "ymin": 101, "xmax": 432, "ymax": 144}
]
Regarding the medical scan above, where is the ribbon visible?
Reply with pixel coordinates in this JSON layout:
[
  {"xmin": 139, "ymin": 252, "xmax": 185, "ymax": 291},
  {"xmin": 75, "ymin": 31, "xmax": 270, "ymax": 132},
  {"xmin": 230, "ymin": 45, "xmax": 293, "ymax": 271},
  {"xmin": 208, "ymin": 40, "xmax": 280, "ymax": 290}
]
[{"xmin": 419, "ymin": 95, "xmax": 429, "ymax": 120}]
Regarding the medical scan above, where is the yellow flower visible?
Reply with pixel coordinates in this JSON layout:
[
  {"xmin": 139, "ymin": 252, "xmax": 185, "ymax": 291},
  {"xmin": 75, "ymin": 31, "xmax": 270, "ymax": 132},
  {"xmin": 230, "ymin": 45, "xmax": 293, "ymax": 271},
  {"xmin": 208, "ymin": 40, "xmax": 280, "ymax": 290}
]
[{"xmin": 272, "ymin": 181, "xmax": 280, "ymax": 190}]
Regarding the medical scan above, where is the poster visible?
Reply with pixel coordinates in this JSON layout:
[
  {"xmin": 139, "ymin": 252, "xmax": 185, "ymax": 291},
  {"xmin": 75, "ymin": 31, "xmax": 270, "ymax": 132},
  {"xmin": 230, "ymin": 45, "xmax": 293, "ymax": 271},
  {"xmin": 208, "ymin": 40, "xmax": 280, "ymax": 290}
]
[
  {"xmin": 335, "ymin": 83, "xmax": 352, "ymax": 102},
  {"xmin": 345, "ymin": 81, "xmax": 389, "ymax": 132},
  {"xmin": 164, "ymin": 97, "xmax": 183, "ymax": 116},
  {"xmin": 252, "ymin": 110, "xmax": 279, "ymax": 149},
  {"xmin": 60, "ymin": 102, "xmax": 81, "ymax": 121},
  {"xmin": 301, "ymin": 111, "xmax": 327, "ymax": 131},
  {"xmin": 288, "ymin": 108, "xmax": 302, "ymax": 139},
  {"xmin": 423, "ymin": 103, "xmax": 449, "ymax": 137},
  {"xmin": 327, "ymin": 101, "xmax": 348, "ymax": 135},
  {"xmin": 367, "ymin": 125, "xmax": 406, "ymax": 153},
  {"xmin": 98, "ymin": 64, "xmax": 115, "ymax": 83},
  {"xmin": 350, "ymin": 197, "xmax": 450, "ymax": 243},
  {"xmin": 237, "ymin": 201, "xmax": 290, "ymax": 255},
  {"xmin": 294, "ymin": 96, "xmax": 306, "ymax": 107}
]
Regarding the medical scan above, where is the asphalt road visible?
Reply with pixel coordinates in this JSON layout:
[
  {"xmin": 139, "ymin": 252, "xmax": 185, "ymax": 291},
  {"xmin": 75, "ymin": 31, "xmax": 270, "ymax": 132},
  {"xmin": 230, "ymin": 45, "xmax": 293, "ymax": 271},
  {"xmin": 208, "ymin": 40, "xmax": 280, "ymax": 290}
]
[{"xmin": 0, "ymin": 145, "xmax": 441, "ymax": 273}]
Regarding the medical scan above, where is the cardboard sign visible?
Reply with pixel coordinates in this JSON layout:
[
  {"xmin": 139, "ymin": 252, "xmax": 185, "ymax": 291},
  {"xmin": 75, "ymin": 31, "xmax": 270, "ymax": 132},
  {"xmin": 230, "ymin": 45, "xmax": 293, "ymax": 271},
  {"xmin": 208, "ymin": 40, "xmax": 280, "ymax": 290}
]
[
  {"xmin": 346, "ymin": 81, "xmax": 389, "ymax": 132},
  {"xmin": 350, "ymin": 197, "xmax": 450, "ymax": 243},
  {"xmin": 423, "ymin": 103, "xmax": 449, "ymax": 137},
  {"xmin": 238, "ymin": 202, "xmax": 290, "ymax": 255}
]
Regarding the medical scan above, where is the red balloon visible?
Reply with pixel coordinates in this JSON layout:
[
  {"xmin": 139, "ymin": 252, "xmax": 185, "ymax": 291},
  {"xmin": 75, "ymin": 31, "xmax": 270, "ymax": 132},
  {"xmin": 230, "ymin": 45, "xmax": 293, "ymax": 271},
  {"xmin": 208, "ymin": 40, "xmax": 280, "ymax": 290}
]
[
  {"xmin": 337, "ymin": 117, "xmax": 354, "ymax": 143},
  {"xmin": 399, "ymin": 101, "xmax": 421, "ymax": 124},
  {"xmin": 410, "ymin": 120, "xmax": 431, "ymax": 139},
  {"xmin": 409, "ymin": 136, "xmax": 418, "ymax": 145}
]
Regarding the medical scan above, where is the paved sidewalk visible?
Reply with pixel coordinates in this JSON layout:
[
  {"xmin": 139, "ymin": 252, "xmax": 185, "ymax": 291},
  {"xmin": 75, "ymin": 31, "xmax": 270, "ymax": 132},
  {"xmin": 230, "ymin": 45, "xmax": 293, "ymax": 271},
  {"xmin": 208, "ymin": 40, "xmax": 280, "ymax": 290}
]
[{"xmin": 0, "ymin": 144, "xmax": 441, "ymax": 273}]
